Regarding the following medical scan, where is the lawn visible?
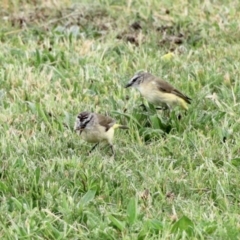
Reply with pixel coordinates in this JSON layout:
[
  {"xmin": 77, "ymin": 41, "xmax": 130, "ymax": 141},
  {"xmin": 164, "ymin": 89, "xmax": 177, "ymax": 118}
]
[{"xmin": 1, "ymin": 0, "xmax": 240, "ymax": 239}]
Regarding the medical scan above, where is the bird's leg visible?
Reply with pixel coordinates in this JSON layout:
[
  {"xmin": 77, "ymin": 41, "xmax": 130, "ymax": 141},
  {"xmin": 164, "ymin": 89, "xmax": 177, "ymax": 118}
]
[
  {"xmin": 156, "ymin": 105, "xmax": 168, "ymax": 111},
  {"xmin": 157, "ymin": 104, "xmax": 171, "ymax": 117},
  {"xmin": 156, "ymin": 102, "xmax": 169, "ymax": 111},
  {"xmin": 89, "ymin": 143, "xmax": 99, "ymax": 154},
  {"xmin": 139, "ymin": 103, "xmax": 148, "ymax": 111},
  {"xmin": 165, "ymin": 109, "xmax": 171, "ymax": 118},
  {"xmin": 110, "ymin": 145, "xmax": 115, "ymax": 156}
]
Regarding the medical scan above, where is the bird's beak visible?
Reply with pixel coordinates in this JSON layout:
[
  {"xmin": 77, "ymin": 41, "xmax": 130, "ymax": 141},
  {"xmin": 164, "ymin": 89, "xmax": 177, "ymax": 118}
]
[
  {"xmin": 125, "ymin": 82, "xmax": 132, "ymax": 88},
  {"xmin": 75, "ymin": 126, "xmax": 83, "ymax": 132}
]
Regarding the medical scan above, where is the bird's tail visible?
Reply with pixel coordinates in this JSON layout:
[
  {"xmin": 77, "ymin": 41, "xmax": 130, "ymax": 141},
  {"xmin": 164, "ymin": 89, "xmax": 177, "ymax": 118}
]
[
  {"xmin": 113, "ymin": 124, "xmax": 129, "ymax": 130},
  {"xmin": 179, "ymin": 98, "xmax": 189, "ymax": 110}
]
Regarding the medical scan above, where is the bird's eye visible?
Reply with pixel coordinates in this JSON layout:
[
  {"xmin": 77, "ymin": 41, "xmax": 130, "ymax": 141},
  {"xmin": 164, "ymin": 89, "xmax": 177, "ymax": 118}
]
[
  {"xmin": 81, "ymin": 115, "xmax": 93, "ymax": 127},
  {"xmin": 131, "ymin": 76, "xmax": 139, "ymax": 83}
]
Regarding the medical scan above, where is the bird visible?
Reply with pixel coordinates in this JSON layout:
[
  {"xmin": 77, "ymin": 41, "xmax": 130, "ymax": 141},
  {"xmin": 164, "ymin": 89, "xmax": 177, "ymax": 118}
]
[
  {"xmin": 74, "ymin": 111, "xmax": 128, "ymax": 155},
  {"xmin": 125, "ymin": 71, "xmax": 191, "ymax": 110}
]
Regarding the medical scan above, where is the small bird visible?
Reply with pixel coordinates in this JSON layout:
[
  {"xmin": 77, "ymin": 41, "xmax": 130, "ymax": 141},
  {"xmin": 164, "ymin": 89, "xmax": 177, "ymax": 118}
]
[
  {"xmin": 74, "ymin": 111, "xmax": 128, "ymax": 155},
  {"xmin": 125, "ymin": 72, "xmax": 191, "ymax": 110}
]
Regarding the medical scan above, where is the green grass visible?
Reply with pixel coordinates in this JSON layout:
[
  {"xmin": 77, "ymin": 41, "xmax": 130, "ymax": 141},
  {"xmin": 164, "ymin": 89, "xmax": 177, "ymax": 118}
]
[{"xmin": 1, "ymin": 0, "xmax": 240, "ymax": 239}]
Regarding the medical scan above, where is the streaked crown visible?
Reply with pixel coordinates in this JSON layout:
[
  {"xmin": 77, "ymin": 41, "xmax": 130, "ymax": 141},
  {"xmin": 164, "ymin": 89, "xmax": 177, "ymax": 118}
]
[
  {"xmin": 125, "ymin": 71, "xmax": 151, "ymax": 88},
  {"xmin": 74, "ymin": 111, "xmax": 94, "ymax": 131}
]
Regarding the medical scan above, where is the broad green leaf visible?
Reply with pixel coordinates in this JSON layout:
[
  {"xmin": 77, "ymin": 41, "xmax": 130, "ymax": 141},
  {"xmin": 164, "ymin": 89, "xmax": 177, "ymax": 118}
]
[
  {"xmin": 26, "ymin": 101, "xmax": 37, "ymax": 113},
  {"xmin": 138, "ymin": 229, "xmax": 148, "ymax": 240},
  {"xmin": 35, "ymin": 167, "xmax": 41, "ymax": 184},
  {"xmin": 148, "ymin": 219, "xmax": 163, "ymax": 231},
  {"xmin": 35, "ymin": 49, "xmax": 41, "ymax": 65},
  {"xmin": 37, "ymin": 104, "xmax": 50, "ymax": 126},
  {"xmin": 79, "ymin": 190, "xmax": 96, "ymax": 206},
  {"xmin": 108, "ymin": 215, "xmax": 125, "ymax": 231},
  {"xmin": 0, "ymin": 182, "xmax": 7, "ymax": 193},
  {"xmin": 204, "ymin": 223, "xmax": 217, "ymax": 234},
  {"xmin": 149, "ymin": 115, "xmax": 161, "ymax": 129},
  {"xmin": 171, "ymin": 215, "xmax": 194, "ymax": 236},
  {"xmin": 46, "ymin": 222, "xmax": 61, "ymax": 238},
  {"xmin": 231, "ymin": 158, "xmax": 240, "ymax": 167},
  {"xmin": 11, "ymin": 197, "xmax": 22, "ymax": 211},
  {"xmin": 138, "ymin": 219, "xmax": 163, "ymax": 240},
  {"xmin": 85, "ymin": 211, "xmax": 102, "ymax": 229},
  {"xmin": 127, "ymin": 197, "xmax": 138, "ymax": 225}
]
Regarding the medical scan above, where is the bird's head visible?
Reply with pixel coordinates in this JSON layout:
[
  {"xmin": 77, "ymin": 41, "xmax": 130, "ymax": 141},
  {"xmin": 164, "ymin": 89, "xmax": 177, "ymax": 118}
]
[
  {"xmin": 125, "ymin": 71, "xmax": 150, "ymax": 88},
  {"xmin": 74, "ymin": 111, "xmax": 94, "ymax": 132}
]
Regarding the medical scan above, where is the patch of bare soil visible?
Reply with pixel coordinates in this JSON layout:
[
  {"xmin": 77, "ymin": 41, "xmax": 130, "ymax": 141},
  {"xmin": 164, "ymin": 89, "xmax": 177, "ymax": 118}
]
[
  {"xmin": 117, "ymin": 18, "xmax": 202, "ymax": 50},
  {"xmin": 0, "ymin": 3, "xmax": 202, "ymax": 50},
  {"xmin": 0, "ymin": 2, "xmax": 114, "ymax": 36}
]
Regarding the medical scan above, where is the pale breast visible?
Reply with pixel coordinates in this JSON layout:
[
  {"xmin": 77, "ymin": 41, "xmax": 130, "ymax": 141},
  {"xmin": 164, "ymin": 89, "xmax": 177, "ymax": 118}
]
[
  {"xmin": 81, "ymin": 130, "xmax": 101, "ymax": 143},
  {"xmin": 139, "ymin": 83, "xmax": 180, "ymax": 106},
  {"xmin": 81, "ymin": 125, "xmax": 115, "ymax": 144}
]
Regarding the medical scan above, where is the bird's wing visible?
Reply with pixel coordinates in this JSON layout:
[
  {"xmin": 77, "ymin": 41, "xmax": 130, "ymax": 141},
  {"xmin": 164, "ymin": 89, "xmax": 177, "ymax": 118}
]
[
  {"xmin": 154, "ymin": 77, "xmax": 174, "ymax": 93},
  {"xmin": 96, "ymin": 114, "xmax": 115, "ymax": 131},
  {"xmin": 155, "ymin": 77, "xmax": 191, "ymax": 104},
  {"xmin": 172, "ymin": 88, "xmax": 191, "ymax": 104}
]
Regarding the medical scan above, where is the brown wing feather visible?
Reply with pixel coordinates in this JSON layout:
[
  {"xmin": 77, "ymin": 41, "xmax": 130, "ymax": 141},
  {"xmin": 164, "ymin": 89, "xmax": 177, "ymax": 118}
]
[
  {"xmin": 154, "ymin": 76, "xmax": 191, "ymax": 104},
  {"xmin": 96, "ymin": 114, "xmax": 115, "ymax": 131},
  {"xmin": 172, "ymin": 89, "xmax": 191, "ymax": 104}
]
